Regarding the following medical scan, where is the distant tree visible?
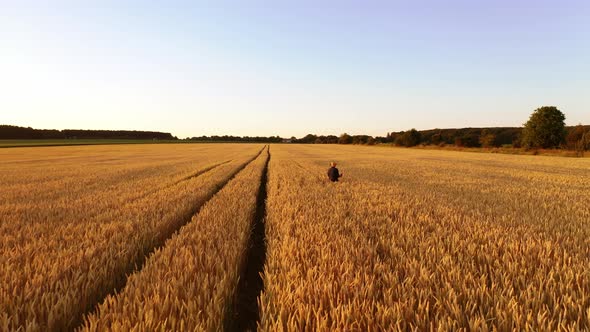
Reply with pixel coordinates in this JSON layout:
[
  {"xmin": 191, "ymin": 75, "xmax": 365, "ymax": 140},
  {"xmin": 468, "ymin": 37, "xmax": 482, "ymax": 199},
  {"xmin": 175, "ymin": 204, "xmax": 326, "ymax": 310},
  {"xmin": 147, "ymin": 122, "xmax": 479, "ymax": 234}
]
[
  {"xmin": 566, "ymin": 124, "xmax": 587, "ymax": 149},
  {"xmin": 583, "ymin": 131, "xmax": 590, "ymax": 151},
  {"xmin": 566, "ymin": 125, "xmax": 590, "ymax": 155},
  {"xmin": 366, "ymin": 137, "xmax": 376, "ymax": 145},
  {"xmin": 459, "ymin": 129, "xmax": 481, "ymax": 147},
  {"xmin": 326, "ymin": 135, "xmax": 339, "ymax": 144},
  {"xmin": 338, "ymin": 133, "xmax": 352, "ymax": 144},
  {"xmin": 494, "ymin": 128, "xmax": 521, "ymax": 147},
  {"xmin": 522, "ymin": 106, "xmax": 566, "ymax": 149},
  {"xmin": 383, "ymin": 132, "xmax": 394, "ymax": 143},
  {"xmin": 299, "ymin": 134, "xmax": 318, "ymax": 144},
  {"xmin": 388, "ymin": 132, "xmax": 399, "ymax": 145},
  {"xmin": 397, "ymin": 129, "xmax": 421, "ymax": 147},
  {"xmin": 351, "ymin": 135, "xmax": 371, "ymax": 144},
  {"xmin": 374, "ymin": 136, "xmax": 387, "ymax": 144},
  {"xmin": 479, "ymin": 129, "xmax": 497, "ymax": 148},
  {"xmin": 431, "ymin": 132, "xmax": 443, "ymax": 145},
  {"xmin": 512, "ymin": 133, "xmax": 522, "ymax": 148},
  {"xmin": 393, "ymin": 132, "xmax": 404, "ymax": 146},
  {"xmin": 408, "ymin": 129, "xmax": 422, "ymax": 146}
]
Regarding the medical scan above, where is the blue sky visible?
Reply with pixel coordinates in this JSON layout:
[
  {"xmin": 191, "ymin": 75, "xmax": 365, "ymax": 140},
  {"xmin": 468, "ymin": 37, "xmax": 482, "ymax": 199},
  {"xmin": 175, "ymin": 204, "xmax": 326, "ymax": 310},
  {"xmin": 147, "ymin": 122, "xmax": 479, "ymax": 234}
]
[{"xmin": 1, "ymin": 0, "xmax": 589, "ymax": 138}]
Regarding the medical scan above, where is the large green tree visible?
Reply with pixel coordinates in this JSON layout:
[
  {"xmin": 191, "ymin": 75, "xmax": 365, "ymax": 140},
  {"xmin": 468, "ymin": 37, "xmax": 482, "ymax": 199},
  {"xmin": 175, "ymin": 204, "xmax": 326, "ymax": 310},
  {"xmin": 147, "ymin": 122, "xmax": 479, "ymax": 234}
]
[{"xmin": 521, "ymin": 106, "xmax": 566, "ymax": 148}]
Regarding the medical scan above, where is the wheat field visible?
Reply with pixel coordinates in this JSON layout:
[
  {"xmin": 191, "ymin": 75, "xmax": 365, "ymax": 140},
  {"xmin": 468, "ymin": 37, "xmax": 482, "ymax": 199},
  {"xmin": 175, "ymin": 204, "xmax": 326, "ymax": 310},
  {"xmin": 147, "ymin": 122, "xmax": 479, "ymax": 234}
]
[
  {"xmin": 81, "ymin": 147, "xmax": 269, "ymax": 331},
  {"xmin": 0, "ymin": 144, "xmax": 263, "ymax": 331},
  {"xmin": 260, "ymin": 145, "xmax": 590, "ymax": 331},
  {"xmin": 1, "ymin": 143, "xmax": 588, "ymax": 331}
]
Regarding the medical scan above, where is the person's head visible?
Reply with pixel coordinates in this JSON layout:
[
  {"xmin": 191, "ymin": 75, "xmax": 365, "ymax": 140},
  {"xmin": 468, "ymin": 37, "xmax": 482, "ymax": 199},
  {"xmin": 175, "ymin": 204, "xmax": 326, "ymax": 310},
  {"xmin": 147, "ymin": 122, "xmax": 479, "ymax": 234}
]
[{"xmin": 330, "ymin": 162, "xmax": 337, "ymax": 167}]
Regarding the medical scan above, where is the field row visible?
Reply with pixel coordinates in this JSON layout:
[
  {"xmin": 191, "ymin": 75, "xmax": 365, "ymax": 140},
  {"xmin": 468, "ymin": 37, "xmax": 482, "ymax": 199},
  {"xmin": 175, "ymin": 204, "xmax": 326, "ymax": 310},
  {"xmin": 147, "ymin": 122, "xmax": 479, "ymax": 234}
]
[
  {"xmin": 82, "ymin": 148, "xmax": 269, "ymax": 331},
  {"xmin": 259, "ymin": 145, "xmax": 590, "ymax": 331},
  {"xmin": 1, "ymin": 144, "xmax": 589, "ymax": 331},
  {"xmin": 0, "ymin": 144, "xmax": 265, "ymax": 331}
]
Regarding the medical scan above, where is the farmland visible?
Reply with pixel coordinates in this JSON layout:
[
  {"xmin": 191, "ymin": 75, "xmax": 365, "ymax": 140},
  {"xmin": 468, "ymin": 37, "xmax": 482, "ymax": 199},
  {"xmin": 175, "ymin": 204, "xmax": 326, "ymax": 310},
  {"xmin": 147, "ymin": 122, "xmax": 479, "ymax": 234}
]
[
  {"xmin": 260, "ymin": 145, "xmax": 590, "ymax": 331},
  {"xmin": 0, "ymin": 144, "xmax": 264, "ymax": 331},
  {"xmin": 1, "ymin": 144, "xmax": 589, "ymax": 331}
]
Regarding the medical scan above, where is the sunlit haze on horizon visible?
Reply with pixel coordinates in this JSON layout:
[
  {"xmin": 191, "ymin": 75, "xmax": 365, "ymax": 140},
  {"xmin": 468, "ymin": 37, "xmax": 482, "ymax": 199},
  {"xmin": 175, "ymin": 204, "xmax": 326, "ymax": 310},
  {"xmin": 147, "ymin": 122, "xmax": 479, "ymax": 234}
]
[{"xmin": 1, "ymin": 0, "xmax": 589, "ymax": 138}]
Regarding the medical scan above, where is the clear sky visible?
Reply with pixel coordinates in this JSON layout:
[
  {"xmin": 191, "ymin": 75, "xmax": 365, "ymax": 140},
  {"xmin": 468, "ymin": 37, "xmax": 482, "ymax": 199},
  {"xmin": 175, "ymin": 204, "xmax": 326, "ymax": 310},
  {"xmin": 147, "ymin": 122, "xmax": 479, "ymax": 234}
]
[{"xmin": 1, "ymin": 0, "xmax": 589, "ymax": 138}]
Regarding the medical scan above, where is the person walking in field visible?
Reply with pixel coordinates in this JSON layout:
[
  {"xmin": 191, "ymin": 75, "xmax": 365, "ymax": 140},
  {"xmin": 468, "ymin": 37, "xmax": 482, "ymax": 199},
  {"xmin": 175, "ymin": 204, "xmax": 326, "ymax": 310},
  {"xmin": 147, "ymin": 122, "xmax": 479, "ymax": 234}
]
[{"xmin": 327, "ymin": 162, "xmax": 343, "ymax": 182}]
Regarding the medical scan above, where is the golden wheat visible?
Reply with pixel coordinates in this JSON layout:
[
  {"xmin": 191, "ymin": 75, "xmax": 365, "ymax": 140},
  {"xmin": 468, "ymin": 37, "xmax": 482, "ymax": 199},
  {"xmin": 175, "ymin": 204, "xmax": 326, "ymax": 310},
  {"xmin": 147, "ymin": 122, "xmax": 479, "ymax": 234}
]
[
  {"xmin": 2, "ymin": 143, "xmax": 589, "ymax": 331},
  {"xmin": 0, "ymin": 144, "xmax": 263, "ymax": 331},
  {"xmin": 259, "ymin": 144, "xmax": 590, "ymax": 331},
  {"xmin": 80, "ymin": 147, "xmax": 269, "ymax": 331}
]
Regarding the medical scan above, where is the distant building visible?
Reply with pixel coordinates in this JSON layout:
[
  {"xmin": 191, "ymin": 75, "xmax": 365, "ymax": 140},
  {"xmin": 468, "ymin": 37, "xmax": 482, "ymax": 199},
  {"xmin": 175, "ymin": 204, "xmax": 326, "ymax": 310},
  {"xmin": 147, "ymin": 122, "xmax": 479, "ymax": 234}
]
[{"xmin": 282, "ymin": 138, "xmax": 292, "ymax": 143}]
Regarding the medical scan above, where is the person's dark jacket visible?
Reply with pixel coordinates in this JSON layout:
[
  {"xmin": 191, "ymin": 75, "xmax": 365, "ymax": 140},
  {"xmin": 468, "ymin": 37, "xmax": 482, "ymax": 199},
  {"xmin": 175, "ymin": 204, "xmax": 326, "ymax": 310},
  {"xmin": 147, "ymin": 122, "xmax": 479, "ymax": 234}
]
[{"xmin": 327, "ymin": 167, "xmax": 341, "ymax": 182}]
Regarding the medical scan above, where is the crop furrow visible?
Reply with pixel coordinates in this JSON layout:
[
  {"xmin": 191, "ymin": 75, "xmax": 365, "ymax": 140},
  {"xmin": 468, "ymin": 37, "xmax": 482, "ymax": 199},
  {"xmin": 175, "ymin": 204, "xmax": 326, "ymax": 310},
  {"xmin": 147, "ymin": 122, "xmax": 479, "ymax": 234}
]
[
  {"xmin": 73, "ymin": 147, "xmax": 265, "ymax": 330},
  {"xmin": 0, "ymin": 144, "xmax": 265, "ymax": 332},
  {"xmin": 80, "ymin": 146, "xmax": 269, "ymax": 331},
  {"xmin": 228, "ymin": 147, "xmax": 269, "ymax": 331}
]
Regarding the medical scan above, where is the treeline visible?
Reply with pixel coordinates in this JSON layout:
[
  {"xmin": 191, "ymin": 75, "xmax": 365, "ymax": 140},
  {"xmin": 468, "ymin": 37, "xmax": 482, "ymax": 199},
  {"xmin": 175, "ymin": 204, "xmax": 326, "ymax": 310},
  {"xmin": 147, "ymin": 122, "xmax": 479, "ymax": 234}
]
[
  {"xmin": 386, "ymin": 127, "xmax": 522, "ymax": 147},
  {"xmin": 292, "ymin": 125, "xmax": 590, "ymax": 150},
  {"xmin": 292, "ymin": 129, "xmax": 517, "ymax": 147},
  {"xmin": 3, "ymin": 106, "xmax": 588, "ymax": 150},
  {"xmin": 184, "ymin": 135, "xmax": 283, "ymax": 143},
  {"xmin": 296, "ymin": 107, "xmax": 590, "ymax": 151},
  {"xmin": 0, "ymin": 125, "xmax": 176, "ymax": 140},
  {"xmin": 291, "ymin": 134, "xmax": 383, "ymax": 145}
]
